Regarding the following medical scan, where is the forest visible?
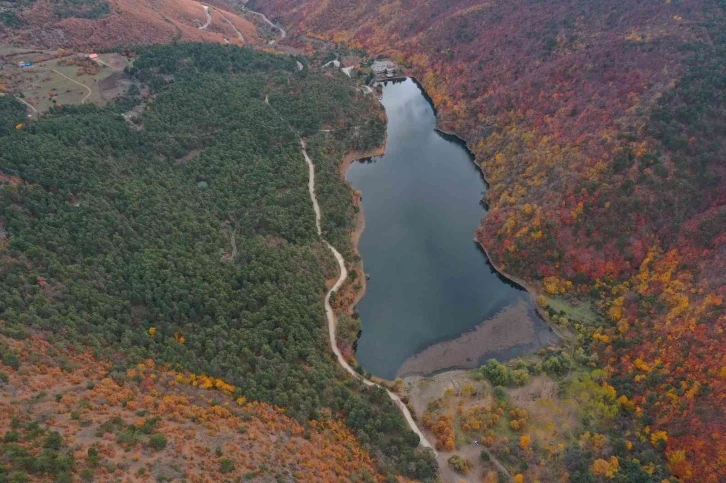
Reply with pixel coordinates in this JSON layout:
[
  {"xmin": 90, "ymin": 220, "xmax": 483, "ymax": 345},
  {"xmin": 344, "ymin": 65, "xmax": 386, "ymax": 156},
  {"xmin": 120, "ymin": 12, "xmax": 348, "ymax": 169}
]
[
  {"xmin": 0, "ymin": 43, "xmax": 435, "ymax": 480},
  {"xmin": 251, "ymin": 0, "xmax": 726, "ymax": 480}
]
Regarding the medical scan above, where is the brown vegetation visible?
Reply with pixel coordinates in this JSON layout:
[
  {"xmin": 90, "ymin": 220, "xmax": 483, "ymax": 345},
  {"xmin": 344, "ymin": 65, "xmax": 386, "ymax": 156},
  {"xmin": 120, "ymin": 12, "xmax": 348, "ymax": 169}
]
[
  {"xmin": 0, "ymin": 335, "xmax": 387, "ymax": 481},
  {"xmin": 2, "ymin": 0, "xmax": 260, "ymax": 50}
]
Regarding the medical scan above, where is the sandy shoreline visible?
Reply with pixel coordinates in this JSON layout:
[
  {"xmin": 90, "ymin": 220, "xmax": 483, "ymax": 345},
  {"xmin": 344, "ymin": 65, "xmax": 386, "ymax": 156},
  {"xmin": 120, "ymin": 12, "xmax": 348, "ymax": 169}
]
[{"xmin": 396, "ymin": 300, "xmax": 557, "ymax": 377}]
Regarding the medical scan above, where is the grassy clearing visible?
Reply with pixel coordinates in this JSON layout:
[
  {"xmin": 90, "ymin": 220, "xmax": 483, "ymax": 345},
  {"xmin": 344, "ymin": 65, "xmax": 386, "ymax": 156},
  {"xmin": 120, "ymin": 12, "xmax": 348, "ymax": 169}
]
[
  {"xmin": 544, "ymin": 295, "xmax": 600, "ymax": 325},
  {"xmin": 1, "ymin": 50, "xmax": 130, "ymax": 116}
]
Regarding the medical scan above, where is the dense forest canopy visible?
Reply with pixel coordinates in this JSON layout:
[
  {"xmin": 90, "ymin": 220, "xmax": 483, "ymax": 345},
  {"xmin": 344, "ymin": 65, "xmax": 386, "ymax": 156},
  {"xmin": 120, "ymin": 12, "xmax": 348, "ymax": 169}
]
[{"xmin": 0, "ymin": 43, "xmax": 435, "ymax": 480}]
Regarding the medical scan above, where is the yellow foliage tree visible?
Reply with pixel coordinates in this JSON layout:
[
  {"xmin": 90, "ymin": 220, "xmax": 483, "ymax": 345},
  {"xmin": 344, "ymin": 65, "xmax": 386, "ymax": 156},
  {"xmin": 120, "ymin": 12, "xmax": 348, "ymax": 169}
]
[
  {"xmin": 592, "ymin": 456, "xmax": 620, "ymax": 478},
  {"xmin": 519, "ymin": 434, "xmax": 531, "ymax": 451}
]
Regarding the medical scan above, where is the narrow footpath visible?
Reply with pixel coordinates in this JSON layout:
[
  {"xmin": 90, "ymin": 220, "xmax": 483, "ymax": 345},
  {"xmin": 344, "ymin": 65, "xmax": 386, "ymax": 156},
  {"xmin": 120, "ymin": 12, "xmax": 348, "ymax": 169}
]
[
  {"xmin": 198, "ymin": 5, "xmax": 211, "ymax": 29},
  {"xmin": 50, "ymin": 69, "xmax": 92, "ymax": 104},
  {"xmin": 299, "ymin": 139, "xmax": 436, "ymax": 453}
]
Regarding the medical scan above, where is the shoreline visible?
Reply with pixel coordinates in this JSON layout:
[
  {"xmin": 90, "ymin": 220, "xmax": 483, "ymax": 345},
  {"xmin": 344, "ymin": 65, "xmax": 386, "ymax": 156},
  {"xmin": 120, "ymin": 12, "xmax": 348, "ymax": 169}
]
[
  {"xmin": 396, "ymin": 300, "xmax": 557, "ymax": 378},
  {"xmin": 338, "ymin": 143, "xmax": 386, "ymax": 315}
]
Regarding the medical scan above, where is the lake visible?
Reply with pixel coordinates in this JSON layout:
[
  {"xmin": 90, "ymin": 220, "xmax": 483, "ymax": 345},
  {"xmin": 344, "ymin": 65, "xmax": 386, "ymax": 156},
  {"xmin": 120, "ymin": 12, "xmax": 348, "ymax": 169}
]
[{"xmin": 346, "ymin": 78, "xmax": 553, "ymax": 379}]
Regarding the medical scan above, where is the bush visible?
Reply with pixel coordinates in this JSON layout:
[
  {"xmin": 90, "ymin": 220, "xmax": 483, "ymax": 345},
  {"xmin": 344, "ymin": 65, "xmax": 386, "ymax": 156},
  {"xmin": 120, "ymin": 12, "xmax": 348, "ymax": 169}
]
[
  {"xmin": 447, "ymin": 455, "xmax": 470, "ymax": 475},
  {"xmin": 220, "ymin": 458, "xmax": 235, "ymax": 474},
  {"xmin": 543, "ymin": 355, "xmax": 569, "ymax": 377},
  {"xmin": 148, "ymin": 433, "xmax": 167, "ymax": 451},
  {"xmin": 44, "ymin": 432, "xmax": 63, "ymax": 451},
  {"xmin": 1, "ymin": 351, "xmax": 20, "ymax": 370},
  {"xmin": 87, "ymin": 447, "xmax": 99, "ymax": 467},
  {"xmin": 511, "ymin": 369, "xmax": 531, "ymax": 386},
  {"xmin": 140, "ymin": 417, "xmax": 160, "ymax": 435},
  {"xmin": 479, "ymin": 359, "xmax": 512, "ymax": 386},
  {"xmin": 479, "ymin": 359, "xmax": 531, "ymax": 387},
  {"xmin": 80, "ymin": 468, "xmax": 94, "ymax": 481}
]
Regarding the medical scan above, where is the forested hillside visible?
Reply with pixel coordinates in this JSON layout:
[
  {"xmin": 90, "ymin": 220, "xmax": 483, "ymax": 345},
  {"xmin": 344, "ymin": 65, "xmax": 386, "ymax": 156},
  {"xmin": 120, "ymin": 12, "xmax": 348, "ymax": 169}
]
[
  {"xmin": 0, "ymin": 43, "xmax": 435, "ymax": 480},
  {"xmin": 252, "ymin": 0, "xmax": 726, "ymax": 480}
]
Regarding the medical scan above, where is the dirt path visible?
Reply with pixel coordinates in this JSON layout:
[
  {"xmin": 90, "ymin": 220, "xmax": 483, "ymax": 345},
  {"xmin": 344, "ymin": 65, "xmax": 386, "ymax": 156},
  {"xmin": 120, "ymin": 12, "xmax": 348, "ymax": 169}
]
[
  {"xmin": 215, "ymin": 9, "xmax": 244, "ymax": 42},
  {"xmin": 299, "ymin": 139, "xmax": 436, "ymax": 454},
  {"xmin": 243, "ymin": 7, "xmax": 286, "ymax": 39},
  {"xmin": 50, "ymin": 69, "xmax": 92, "ymax": 104},
  {"xmin": 198, "ymin": 5, "xmax": 211, "ymax": 30},
  {"xmin": 13, "ymin": 95, "xmax": 37, "ymax": 116}
]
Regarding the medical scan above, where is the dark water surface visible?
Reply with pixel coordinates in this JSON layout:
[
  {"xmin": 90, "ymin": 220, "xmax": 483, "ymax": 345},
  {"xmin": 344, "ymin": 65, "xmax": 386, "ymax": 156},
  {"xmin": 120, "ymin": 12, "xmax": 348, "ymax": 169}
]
[{"xmin": 347, "ymin": 79, "xmax": 531, "ymax": 379}]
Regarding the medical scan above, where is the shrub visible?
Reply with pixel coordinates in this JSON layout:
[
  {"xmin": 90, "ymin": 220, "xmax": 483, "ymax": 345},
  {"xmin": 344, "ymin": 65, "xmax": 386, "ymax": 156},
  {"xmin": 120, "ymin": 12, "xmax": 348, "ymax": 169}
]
[
  {"xmin": 543, "ymin": 355, "xmax": 569, "ymax": 377},
  {"xmin": 140, "ymin": 417, "xmax": 160, "ymax": 435},
  {"xmin": 80, "ymin": 468, "xmax": 94, "ymax": 481},
  {"xmin": 1, "ymin": 351, "xmax": 20, "ymax": 370},
  {"xmin": 479, "ymin": 359, "xmax": 512, "ymax": 386},
  {"xmin": 447, "ymin": 454, "xmax": 470, "ymax": 475},
  {"xmin": 44, "ymin": 432, "xmax": 63, "ymax": 451},
  {"xmin": 511, "ymin": 368, "xmax": 531, "ymax": 386},
  {"xmin": 149, "ymin": 433, "xmax": 167, "ymax": 451},
  {"xmin": 87, "ymin": 447, "xmax": 99, "ymax": 467},
  {"xmin": 220, "ymin": 458, "xmax": 235, "ymax": 474}
]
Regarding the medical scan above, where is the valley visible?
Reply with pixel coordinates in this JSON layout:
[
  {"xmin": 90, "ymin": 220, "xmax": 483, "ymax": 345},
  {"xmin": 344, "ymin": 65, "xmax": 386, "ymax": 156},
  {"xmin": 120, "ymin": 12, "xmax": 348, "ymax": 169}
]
[
  {"xmin": 1, "ymin": 0, "xmax": 725, "ymax": 481},
  {"xmin": 247, "ymin": 1, "xmax": 726, "ymax": 480}
]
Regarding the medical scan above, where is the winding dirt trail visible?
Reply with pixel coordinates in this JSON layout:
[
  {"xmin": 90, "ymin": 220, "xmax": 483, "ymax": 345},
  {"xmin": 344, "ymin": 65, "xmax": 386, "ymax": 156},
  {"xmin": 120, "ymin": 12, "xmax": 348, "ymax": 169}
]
[
  {"xmin": 216, "ymin": 9, "xmax": 245, "ymax": 42},
  {"xmin": 244, "ymin": 7, "xmax": 286, "ymax": 39},
  {"xmin": 198, "ymin": 5, "xmax": 211, "ymax": 29},
  {"xmin": 51, "ymin": 69, "xmax": 92, "ymax": 104},
  {"xmin": 299, "ymin": 139, "xmax": 436, "ymax": 453},
  {"xmin": 13, "ymin": 95, "xmax": 37, "ymax": 116}
]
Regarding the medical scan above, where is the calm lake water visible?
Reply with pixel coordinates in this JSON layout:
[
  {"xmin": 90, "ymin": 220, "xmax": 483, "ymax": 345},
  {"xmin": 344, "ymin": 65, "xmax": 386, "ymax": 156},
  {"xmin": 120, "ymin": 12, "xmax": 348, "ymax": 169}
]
[{"xmin": 347, "ymin": 78, "xmax": 530, "ymax": 379}]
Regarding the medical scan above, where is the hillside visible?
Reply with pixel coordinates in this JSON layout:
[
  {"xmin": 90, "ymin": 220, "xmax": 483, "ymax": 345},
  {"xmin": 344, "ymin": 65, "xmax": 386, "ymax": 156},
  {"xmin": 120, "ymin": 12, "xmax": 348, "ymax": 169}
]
[
  {"xmin": 0, "ymin": 43, "xmax": 435, "ymax": 481},
  {"xmin": 251, "ymin": 0, "xmax": 726, "ymax": 480},
  {"xmin": 0, "ymin": 0, "xmax": 259, "ymax": 50},
  {"xmin": 0, "ymin": 335, "xmax": 389, "ymax": 482}
]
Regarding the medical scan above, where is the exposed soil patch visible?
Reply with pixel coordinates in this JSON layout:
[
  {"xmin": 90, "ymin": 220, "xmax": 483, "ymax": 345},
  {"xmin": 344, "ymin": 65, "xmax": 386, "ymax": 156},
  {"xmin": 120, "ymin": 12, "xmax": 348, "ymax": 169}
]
[
  {"xmin": 396, "ymin": 300, "xmax": 557, "ymax": 377},
  {"xmin": 97, "ymin": 71, "xmax": 133, "ymax": 101}
]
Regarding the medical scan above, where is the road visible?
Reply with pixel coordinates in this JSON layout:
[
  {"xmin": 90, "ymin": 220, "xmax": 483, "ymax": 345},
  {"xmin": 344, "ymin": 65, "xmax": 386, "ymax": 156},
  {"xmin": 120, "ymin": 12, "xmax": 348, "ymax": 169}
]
[{"xmin": 299, "ymin": 139, "xmax": 437, "ymax": 454}]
